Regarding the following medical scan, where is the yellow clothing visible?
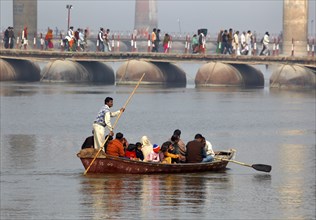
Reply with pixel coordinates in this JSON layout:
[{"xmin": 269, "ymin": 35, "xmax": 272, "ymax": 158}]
[
  {"xmin": 151, "ymin": 32, "xmax": 156, "ymax": 42},
  {"xmin": 163, "ymin": 151, "xmax": 179, "ymax": 164}
]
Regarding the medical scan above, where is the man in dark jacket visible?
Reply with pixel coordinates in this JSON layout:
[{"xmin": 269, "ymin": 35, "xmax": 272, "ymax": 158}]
[{"xmin": 185, "ymin": 134, "xmax": 207, "ymax": 163}]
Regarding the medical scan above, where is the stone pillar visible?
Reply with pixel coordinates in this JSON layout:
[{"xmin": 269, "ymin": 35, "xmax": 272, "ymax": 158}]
[
  {"xmin": 283, "ymin": 0, "xmax": 308, "ymax": 56},
  {"xmin": 134, "ymin": 0, "xmax": 158, "ymax": 35},
  {"xmin": 13, "ymin": 0, "xmax": 37, "ymax": 43}
]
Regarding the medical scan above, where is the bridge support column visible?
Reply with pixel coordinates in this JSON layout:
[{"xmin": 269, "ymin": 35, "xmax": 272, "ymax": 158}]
[
  {"xmin": 13, "ymin": 0, "xmax": 37, "ymax": 46},
  {"xmin": 283, "ymin": 0, "xmax": 308, "ymax": 56}
]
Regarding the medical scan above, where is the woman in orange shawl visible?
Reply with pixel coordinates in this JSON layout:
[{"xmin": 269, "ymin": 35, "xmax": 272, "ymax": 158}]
[{"xmin": 45, "ymin": 29, "xmax": 53, "ymax": 49}]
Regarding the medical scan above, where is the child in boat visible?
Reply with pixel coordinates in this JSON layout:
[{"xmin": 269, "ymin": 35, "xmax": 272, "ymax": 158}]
[
  {"xmin": 125, "ymin": 143, "xmax": 137, "ymax": 160},
  {"xmin": 135, "ymin": 142, "xmax": 144, "ymax": 161},
  {"xmin": 145, "ymin": 144, "xmax": 160, "ymax": 162},
  {"xmin": 160, "ymin": 141, "xmax": 179, "ymax": 164}
]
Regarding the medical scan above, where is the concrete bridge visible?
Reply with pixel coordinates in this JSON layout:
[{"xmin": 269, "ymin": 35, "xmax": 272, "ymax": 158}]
[
  {"xmin": 1, "ymin": 49, "xmax": 315, "ymax": 67},
  {"xmin": 0, "ymin": 49, "xmax": 315, "ymax": 89}
]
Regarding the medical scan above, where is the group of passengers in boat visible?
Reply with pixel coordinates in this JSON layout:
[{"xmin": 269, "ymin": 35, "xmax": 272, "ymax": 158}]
[{"xmin": 81, "ymin": 96, "xmax": 216, "ymax": 163}]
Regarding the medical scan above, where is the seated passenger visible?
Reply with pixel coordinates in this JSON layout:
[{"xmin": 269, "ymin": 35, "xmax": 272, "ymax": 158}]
[
  {"xmin": 140, "ymin": 136, "xmax": 153, "ymax": 162},
  {"xmin": 146, "ymin": 144, "xmax": 160, "ymax": 162},
  {"xmin": 202, "ymin": 136, "xmax": 215, "ymax": 162},
  {"xmin": 106, "ymin": 132, "xmax": 125, "ymax": 157},
  {"xmin": 169, "ymin": 129, "xmax": 186, "ymax": 160},
  {"xmin": 185, "ymin": 133, "xmax": 208, "ymax": 163},
  {"xmin": 170, "ymin": 134, "xmax": 186, "ymax": 162},
  {"xmin": 135, "ymin": 142, "xmax": 144, "ymax": 161},
  {"xmin": 81, "ymin": 136, "xmax": 94, "ymax": 149},
  {"xmin": 160, "ymin": 141, "xmax": 180, "ymax": 164},
  {"xmin": 103, "ymin": 135, "xmax": 113, "ymax": 152},
  {"xmin": 125, "ymin": 143, "xmax": 137, "ymax": 159},
  {"xmin": 122, "ymin": 137, "xmax": 129, "ymax": 151}
]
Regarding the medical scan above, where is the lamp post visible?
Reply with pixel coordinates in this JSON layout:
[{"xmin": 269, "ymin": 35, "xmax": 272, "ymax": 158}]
[
  {"xmin": 66, "ymin": 4, "xmax": 73, "ymax": 30},
  {"xmin": 311, "ymin": 20, "xmax": 314, "ymax": 38},
  {"xmin": 177, "ymin": 18, "xmax": 181, "ymax": 35}
]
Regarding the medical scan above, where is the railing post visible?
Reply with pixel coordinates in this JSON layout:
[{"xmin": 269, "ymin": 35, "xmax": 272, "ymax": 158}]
[
  {"xmin": 16, "ymin": 31, "xmax": 20, "ymax": 49},
  {"xmin": 147, "ymin": 34, "xmax": 151, "ymax": 53},
  {"xmin": 291, "ymin": 38, "xmax": 294, "ymax": 56},
  {"xmin": 33, "ymin": 32, "xmax": 37, "ymax": 50},
  {"xmin": 60, "ymin": 33, "xmax": 64, "ymax": 51},
  {"xmin": 169, "ymin": 36, "xmax": 172, "ymax": 53},
  {"xmin": 9, "ymin": 37, "xmax": 12, "ymax": 48},
  {"xmin": 272, "ymin": 37, "xmax": 276, "ymax": 56},
  {"xmin": 253, "ymin": 36, "xmax": 257, "ymax": 55},
  {"xmin": 116, "ymin": 34, "xmax": 120, "ymax": 52},
  {"xmin": 134, "ymin": 35, "xmax": 137, "ymax": 52},
  {"xmin": 96, "ymin": 39, "xmax": 100, "ymax": 52},
  {"xmin": 130, "ymin": 34, "xmax": 134, "ymax": 52},
  {"xmin": 187, "ymin": 35, "xmax": 191, "ymax": 54},
  {"xmin": 111, "ymin": 34, "xmax": 115, "ymax": 52},
  {"xmin": 276, "ymin": 37, "xmax": 280, "ymax": 56},
  {"xmin": 40, "ymin": 33, "xmax": 44, "ymax": 50},
  {"xmin": 77, "ymin": 38, "xmax": 80, "ymax": 51},
  {"xmin": 1, "ymin": 31, "xmax": 3, "ymax": 49},
  {"xmin": 184, "ymin": 35, "xmax": 188, "ymax": 54},
  {"xmin": 312, "ymin": 38, "xmax": 315, "ymax": 57},
  {"xmin": 307, "ymin": 38, "xmax": 310, "ymax": 56}
]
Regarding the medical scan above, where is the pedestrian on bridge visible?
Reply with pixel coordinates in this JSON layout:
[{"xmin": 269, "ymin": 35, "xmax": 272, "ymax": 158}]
[
  {"xmin": 221, "ymin": 30, "xmax": 231, "ymax": 54},
  {"xmin": 163, "ymin": 33, "xmax": 171, "ymax": 53},
  {"xmin": 151, "ymin": 28, "xmax": 157, "ymax": 52},
  {"xmin": 260, "ymin": 32, "xmax": 270, "ymax": 56},
  {"xmin": 97, "ymin": 28, "xmax": 105, "ymax": 52},
  {"xmin": 21, "ymin": 27, "xmax": 28, "ymax": 50},
  {"xmin": 104, "ymin": 29, "xmax": 111, "ymax": 52},
  {"xmin": 4, "ymin": 27, "xmax": 10, "ymax": 49}
]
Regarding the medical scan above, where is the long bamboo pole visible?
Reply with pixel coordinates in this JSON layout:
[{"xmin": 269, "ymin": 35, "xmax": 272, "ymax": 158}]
[{"xmin": 83, "ymin": 73, "xmax": 145, "ymax": 175}]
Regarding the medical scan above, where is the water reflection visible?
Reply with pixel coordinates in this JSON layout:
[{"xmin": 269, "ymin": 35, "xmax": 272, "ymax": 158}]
[
  {"xmin": 78, "ymin": 172, "xmax": 234, "ymax": 219},
  {"xmin": 4, "ymin": 134, "xmax": 37, "ymax": 170},
  {"xmin": 0, "ymin": 83, "xmax": 38, "ymax": 97},
  {"xmin": 277, "ymin": 143, "xmax": 315, "ymax": 219},
  {"xmin": 269, "ymin": 88, "xmax": 316, "ymax": 98}
]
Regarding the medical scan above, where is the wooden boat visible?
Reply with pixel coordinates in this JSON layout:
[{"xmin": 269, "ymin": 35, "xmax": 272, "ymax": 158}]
[{"xmin": 77, "ymin": 148, "xmax": 236, "ymax": 174}]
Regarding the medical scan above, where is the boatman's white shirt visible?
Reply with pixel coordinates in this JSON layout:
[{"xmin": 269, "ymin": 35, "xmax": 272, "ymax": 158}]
[{"xmin": 105, "ymin": 109, "xmax": 120, "ymax": 132}]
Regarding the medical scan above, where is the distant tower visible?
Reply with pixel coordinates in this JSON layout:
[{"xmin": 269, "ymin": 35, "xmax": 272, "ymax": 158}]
[
  {"xmin": 13, "ymin": 0, "xmax": 37, "ymax": 40},
  {"xmin": 283, "ymin": 0, "xmax": 308, "ymax": 56},
  {"xmin": 134, "ymin": 0, "xmax": 158, "ymax": 35}
]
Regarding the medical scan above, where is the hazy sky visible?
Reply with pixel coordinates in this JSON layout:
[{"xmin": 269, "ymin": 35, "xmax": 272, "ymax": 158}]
[{"xmin": 1, "ymin": 0, "xmax": 315, "ymax": 36}]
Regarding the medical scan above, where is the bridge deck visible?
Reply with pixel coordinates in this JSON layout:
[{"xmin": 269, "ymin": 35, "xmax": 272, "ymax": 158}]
[{"xmin": 0, "ymin": 49, "xmax": 315, "ymax": 67}]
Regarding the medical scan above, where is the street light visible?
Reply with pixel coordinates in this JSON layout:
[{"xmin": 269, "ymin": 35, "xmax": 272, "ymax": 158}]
[
  {"xmin": 311, "ymin": 20, "xmax": 314, "ymax": 38},
  {"xmin": 177, "ymin": 18, "xmax": 181, "ymax": 34},
  {"xmin": 66, "ymin": 4, "xmax": 73, "ymax": 30}
]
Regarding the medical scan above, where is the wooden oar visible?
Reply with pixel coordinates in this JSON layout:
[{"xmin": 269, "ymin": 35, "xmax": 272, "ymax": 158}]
[
  {"xmin": 218, "ymin": 158, "xmax": 272, "ymax": 173},
  {"xmin": 83, "ymin": 73, "xmax": 145, "ymax": 175}
]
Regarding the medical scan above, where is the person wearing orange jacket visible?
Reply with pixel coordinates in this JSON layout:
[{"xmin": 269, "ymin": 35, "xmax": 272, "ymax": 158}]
[{"xmin": 106, "ymin": 132, "xmax": 126, "ymax": 157}]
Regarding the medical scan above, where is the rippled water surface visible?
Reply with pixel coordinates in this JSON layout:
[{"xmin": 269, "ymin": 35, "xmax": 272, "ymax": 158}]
[{"xmin": 1, "ymin": 65, "xmax": 315, "ymax": 219}]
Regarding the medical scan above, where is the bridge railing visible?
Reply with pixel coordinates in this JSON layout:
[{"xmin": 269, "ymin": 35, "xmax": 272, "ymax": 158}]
[{"xmin": 0, "ymin": 30, "xmax": 315, "ymax": 57}]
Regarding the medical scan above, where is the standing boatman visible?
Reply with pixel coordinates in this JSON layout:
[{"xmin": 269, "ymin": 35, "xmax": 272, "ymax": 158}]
[{"xmin": 92, "ymin": 97, "xmax": 125, "ymax": 151}]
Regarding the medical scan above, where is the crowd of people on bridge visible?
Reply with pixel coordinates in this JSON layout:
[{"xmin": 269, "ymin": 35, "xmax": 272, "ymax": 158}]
[
  {"xmin": 214, "ymin": 28, "xmax": 270, "ymax": 56},
  {"xmin": 97, "ymin": 27, "xmax": 111, "ymax": 52},
  {"xmin": 63, "ymin": 26, "xmax": 89, "ymax": 51},
  {"xmin": 2, "ymin": 25, "xmax": 272, "ymax": 56}
]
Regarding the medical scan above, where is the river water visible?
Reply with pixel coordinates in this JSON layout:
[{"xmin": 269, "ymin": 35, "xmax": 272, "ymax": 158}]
[{"xmin": 0, "ymin": 63, "xmax": 315, "ymax": 220}]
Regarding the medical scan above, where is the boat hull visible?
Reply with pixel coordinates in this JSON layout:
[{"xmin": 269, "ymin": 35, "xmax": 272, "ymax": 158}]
[{"xmin": 78, "ymin": 148, "xmax": 236, "ymax": 174}]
